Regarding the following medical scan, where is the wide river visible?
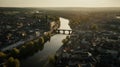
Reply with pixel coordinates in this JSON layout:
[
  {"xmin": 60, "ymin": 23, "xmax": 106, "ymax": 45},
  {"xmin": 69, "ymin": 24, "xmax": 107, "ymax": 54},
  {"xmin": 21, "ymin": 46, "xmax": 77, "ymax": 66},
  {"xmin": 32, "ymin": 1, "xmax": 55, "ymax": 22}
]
[{"xmin": 21, "ymin": 17, "xmax": 72, "ymax": 67}]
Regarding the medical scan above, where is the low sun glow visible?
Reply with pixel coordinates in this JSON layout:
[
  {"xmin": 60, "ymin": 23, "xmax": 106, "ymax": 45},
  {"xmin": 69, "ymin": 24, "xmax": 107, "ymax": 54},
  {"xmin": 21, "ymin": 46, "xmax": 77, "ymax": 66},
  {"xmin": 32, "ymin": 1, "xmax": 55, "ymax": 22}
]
[{"xmin": 0, "ymin": 0, "xmax": 120, "ymax": 7}]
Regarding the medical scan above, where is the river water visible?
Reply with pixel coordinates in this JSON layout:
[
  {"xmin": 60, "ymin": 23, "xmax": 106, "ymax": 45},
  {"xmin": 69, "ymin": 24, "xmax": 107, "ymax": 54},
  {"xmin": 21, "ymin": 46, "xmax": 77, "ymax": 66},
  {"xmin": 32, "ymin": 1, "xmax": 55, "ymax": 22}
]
[{"xmin": 21, "ymin": 17, "xmax": 71, "ymax": 67}]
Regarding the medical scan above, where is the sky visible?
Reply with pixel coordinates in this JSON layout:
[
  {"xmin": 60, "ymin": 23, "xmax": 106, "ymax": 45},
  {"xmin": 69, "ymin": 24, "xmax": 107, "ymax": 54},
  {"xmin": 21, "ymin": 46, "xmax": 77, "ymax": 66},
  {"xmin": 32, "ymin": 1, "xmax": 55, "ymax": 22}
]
[{"xmin": 0, "ymin": 0, "xmax": 120, "ymax": 7}]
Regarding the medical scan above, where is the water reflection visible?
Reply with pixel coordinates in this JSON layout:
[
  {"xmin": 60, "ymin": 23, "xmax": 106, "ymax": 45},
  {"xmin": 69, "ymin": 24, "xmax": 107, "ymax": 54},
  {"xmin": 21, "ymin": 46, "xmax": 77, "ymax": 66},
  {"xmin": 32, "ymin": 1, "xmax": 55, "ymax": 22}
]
[
  {"xmin": 59, "ymin": 17, "xmax": 71, "ymax": 30},
  {"xmin": 21, "ymin": 34, "xmax": 67, "ymax": 67},
  {"xmin": 21, "ymin": 17, "xmax": 71, "ymax": 67},
  {"xmin": 59, "ymin": 17, "xmax": 72, "ymax": 34}
]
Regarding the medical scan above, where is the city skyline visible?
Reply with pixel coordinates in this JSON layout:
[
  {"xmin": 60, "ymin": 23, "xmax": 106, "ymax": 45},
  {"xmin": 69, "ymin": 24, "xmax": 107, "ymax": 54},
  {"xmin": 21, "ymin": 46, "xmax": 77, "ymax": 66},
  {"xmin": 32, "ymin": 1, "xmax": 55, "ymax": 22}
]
[{"xmin": 0, "ymin": 0, "xmax": 120, "ymax": 7}]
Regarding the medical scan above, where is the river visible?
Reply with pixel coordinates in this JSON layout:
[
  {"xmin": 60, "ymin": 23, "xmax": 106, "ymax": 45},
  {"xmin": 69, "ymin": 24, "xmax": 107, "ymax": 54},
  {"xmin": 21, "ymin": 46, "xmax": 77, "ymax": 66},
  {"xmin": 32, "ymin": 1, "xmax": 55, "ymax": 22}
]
[{"xmin": 21, "ymin": 17, "xmax": 71, "ymax": 67}]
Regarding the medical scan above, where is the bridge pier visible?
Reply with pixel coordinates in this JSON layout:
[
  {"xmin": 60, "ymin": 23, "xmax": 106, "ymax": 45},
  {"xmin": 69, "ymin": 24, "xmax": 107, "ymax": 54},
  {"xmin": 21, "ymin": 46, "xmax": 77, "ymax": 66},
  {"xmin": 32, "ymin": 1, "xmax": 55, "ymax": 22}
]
[
  {"xmin": 68, "ymin": 30, "xmax": 71, "ymax": 35},
  {"xmin": 57, "ymin": 30, "xmax": 60, "ymax": 34},
  {"xmin": 63, "ymin": 30, "xmax": 65, "ymax": 34},
  {"xmin": 56, "ymin": 29, "xmax": 72, "ymax": 35}
]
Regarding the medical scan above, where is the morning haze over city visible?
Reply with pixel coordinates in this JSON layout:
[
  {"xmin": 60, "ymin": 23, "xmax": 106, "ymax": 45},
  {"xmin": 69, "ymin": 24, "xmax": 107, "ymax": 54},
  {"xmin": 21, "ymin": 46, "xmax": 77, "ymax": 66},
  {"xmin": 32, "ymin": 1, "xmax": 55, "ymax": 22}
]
[{"xmin": 0, "ymin": 0, "xmax": 120, "ymax": 67}]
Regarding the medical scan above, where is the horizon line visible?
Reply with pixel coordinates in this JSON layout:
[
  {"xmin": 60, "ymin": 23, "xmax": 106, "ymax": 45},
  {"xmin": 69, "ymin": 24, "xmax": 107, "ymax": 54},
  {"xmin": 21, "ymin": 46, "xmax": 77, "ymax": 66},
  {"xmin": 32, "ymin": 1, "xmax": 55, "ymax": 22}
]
[{"xmin": 0, "ymin": 6, "xmax": 120, "ymax": 8}]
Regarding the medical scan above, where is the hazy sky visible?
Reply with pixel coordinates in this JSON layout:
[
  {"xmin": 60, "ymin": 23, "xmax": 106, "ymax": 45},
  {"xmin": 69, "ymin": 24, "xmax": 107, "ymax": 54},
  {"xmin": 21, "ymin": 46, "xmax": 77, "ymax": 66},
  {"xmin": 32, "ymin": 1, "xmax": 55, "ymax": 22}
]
[{"xmin": 0, "ymin": 0, "xmax": 120, "ymax": 7}]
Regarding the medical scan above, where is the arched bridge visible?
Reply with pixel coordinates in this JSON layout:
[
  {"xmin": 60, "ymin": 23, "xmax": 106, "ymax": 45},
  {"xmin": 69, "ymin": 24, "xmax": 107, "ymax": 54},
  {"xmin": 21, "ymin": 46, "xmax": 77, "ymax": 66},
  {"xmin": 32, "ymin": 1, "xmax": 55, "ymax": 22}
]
[{"xmin": 56, "ymin": 29, "xmax": 72, "ymax": 35}]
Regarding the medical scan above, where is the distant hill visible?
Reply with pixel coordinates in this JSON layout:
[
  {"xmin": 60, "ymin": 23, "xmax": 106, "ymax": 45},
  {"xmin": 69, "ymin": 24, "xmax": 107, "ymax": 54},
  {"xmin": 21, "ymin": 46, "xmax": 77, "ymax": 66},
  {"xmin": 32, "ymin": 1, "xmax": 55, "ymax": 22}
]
[
  {"xmin": 41, "ymin": 7, "xmax": 120, "ymax": 12},
  {"xmin": 0, "ymin": 7, "xmax": 120, "ymax": 12}
]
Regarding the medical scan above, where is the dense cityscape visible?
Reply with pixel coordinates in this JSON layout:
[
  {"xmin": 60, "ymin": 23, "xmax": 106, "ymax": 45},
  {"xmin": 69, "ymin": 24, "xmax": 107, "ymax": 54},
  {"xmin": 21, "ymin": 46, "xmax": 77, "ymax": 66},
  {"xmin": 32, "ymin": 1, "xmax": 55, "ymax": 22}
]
[
  {"xmin": 0, "ymin": 8, "xmax": 60, "ymax": 67},
  {"xmin": 0, "ymin": 7, "xmax": 120, "ymax": 67},
  {"xmin": 54, "ymin": 8, "xmax": 120, "ymax": 67}
]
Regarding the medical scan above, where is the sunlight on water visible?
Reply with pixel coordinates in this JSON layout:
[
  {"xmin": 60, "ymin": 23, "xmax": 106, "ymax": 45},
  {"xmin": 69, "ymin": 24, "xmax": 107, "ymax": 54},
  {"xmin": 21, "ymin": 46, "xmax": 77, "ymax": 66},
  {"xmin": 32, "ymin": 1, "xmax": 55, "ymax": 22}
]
[
  {"xmin": 59, "ymin": 17, "xmax": 71, "ymax": 30},
  {"xmin": 59, "ymin": 17, "xmax": 72, "ymax": 34},
  {"xmin": 21, "ymin": 17, "xmax": 71, "ymax": 67}
]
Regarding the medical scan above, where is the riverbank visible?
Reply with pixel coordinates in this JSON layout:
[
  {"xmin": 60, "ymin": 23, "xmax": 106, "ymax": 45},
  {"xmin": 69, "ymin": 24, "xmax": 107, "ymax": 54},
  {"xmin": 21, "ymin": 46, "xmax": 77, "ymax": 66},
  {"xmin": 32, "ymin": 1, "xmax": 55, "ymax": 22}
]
[
  {"xmin": 0, "ymin": 32, "xmax": 51, "ymax": 66},
  {"xmin": 20, "ymin": 17, "xmax": 72, "ymax": 67},
  {"xmin": 0, "ymin": 17, "xmax": 70, "ymax": 67},
  {"xmin": 21, "ymin": 34, "xmax": 67, "ymax": 67},
  {"xmin": 0, "ymin": 17, "xmax": 60, "ymax": 67}
]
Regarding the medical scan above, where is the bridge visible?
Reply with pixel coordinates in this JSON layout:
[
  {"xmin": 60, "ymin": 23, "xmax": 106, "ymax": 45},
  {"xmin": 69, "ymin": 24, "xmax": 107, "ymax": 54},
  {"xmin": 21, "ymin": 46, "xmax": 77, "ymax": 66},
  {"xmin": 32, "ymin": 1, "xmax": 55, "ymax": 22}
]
[{"xmin": 56, "ymin": 29, "xmax": 72, "ymax": 35}]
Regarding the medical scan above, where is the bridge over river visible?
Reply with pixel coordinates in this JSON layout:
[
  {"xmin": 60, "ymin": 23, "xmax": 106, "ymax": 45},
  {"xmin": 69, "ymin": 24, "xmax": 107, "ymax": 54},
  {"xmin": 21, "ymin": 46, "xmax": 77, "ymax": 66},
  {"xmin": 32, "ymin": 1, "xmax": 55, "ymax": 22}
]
[
  {"xmin": 56, "ymin": 29, "xmax": 72, "ymax": 35},
  {"xmin": 21, "ymin": 17, "xmax": 72, "ymax": 67},
  {"xmin": 56, "ymin": 17, "xmax": 72, "ymax": 35}
]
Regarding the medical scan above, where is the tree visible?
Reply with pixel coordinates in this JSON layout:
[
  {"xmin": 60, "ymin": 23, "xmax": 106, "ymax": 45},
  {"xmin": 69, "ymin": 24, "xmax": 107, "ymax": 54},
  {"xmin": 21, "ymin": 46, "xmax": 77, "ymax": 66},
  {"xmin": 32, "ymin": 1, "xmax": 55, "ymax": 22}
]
[
  {"xmin": 0, "ymin": 52, "xmax": 6, "ymax": 58},
  {"xmin": 62, "ymin": 39, "xmax": 68, "ymax": 45},
  {"xmin": 14, "ymin": 59, "xmax": 20, "ymax": 67},
  {"xmin": 5, "ymin": 57, "xmax": 14, "ymax": 67},
  {"xmin": 66, "ymin": 36, "xmax": 70, "ymax": 39},
  {"xmin": 11, "ymin": 48, "xmax": 20, "ymax": 57},
  {"xmin": 4, "ymin": 57, "xmax": 20, "ymax": 67},
  {"xmin": 0, "ymin": 52, "xmax": 7, "ymax": 63},
  {"xmin": 44, "ymin": 32, "xmax": 51, "ymax": 38},
  {"xmin": 40, "ymin": 37, "xmax": 44, "ymax": 44}
]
